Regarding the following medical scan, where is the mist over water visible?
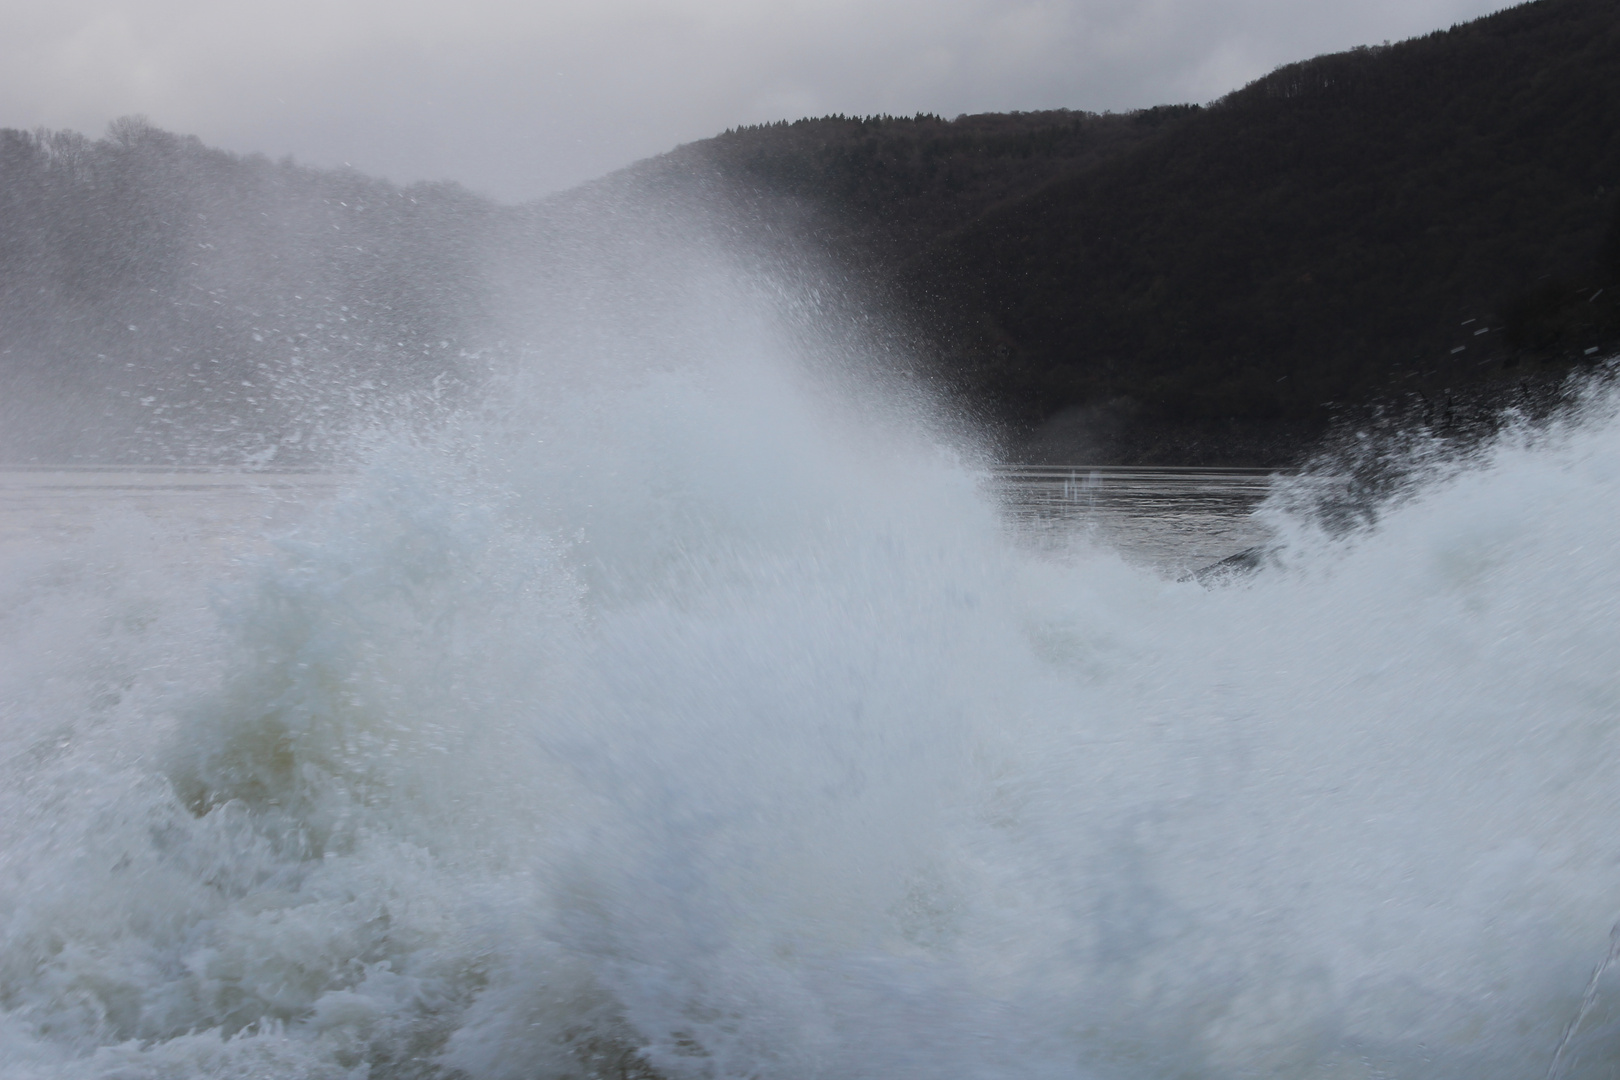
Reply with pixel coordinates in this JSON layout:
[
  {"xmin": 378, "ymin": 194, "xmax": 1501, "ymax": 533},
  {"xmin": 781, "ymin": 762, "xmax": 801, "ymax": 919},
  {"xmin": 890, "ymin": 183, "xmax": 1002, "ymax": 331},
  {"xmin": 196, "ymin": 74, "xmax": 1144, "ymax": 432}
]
[{"xmin": 5, "ymin": 184, "xmax": 1620, "ymax": 1080}]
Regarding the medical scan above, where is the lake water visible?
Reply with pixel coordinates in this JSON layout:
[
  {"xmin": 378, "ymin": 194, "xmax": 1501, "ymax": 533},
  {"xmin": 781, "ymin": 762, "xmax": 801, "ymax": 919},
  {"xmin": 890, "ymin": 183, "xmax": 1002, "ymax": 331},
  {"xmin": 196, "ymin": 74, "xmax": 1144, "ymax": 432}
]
[
  {"xmin": 0, "ymin": 468, "xmax": 347, "ymax": 557},
  {"xmin": 993, "ymin": 465, "xmax": 1276, "ymax": 573},
  {"xmin": 0, "ymin": 465, "xmax": 1277, "ymax": 574}
]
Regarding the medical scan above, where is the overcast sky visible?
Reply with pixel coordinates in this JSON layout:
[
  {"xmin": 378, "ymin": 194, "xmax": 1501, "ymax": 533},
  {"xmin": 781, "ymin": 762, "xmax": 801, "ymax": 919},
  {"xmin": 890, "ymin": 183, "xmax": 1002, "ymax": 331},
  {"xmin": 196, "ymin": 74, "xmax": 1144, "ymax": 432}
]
[{"xmin": 3, "ymin": 0, "xmax": 1510, "ymax": 204}]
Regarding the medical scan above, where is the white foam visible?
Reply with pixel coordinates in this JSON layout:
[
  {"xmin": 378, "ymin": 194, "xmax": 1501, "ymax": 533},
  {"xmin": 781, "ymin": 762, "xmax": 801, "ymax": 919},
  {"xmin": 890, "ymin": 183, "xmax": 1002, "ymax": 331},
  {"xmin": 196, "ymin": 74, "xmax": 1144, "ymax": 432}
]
[{"xmin": 5, "ymin": 266, "xmax": 1620, "ymax": 1078}]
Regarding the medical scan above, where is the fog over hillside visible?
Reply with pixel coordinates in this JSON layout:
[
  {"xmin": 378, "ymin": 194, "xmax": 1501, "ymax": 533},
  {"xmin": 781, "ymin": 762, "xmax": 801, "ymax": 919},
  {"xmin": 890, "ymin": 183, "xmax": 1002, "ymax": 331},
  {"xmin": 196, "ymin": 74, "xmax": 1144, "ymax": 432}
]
[
  {"xmin": 0, "ymin": 119, "xmax": 499, "ymax": 464},
  {"xmin": 3, "ymin": 0, "xmax": 1617, "ymax": 466}
]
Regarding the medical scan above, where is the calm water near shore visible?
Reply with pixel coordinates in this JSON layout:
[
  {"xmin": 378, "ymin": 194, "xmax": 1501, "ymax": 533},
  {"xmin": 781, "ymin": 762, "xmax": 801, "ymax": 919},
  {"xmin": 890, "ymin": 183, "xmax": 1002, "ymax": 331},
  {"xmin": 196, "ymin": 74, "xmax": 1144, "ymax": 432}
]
[
  {"xmin": 0, "ymin": 465, "xmax": 1278, "ymax": 574},
  {"xmin": 0, "ymin": 467, "xmax": 346, "ymax": 558},
  {"xmin": 994, "ymin": 465, "xmax": 1277, "ymax": 572}
]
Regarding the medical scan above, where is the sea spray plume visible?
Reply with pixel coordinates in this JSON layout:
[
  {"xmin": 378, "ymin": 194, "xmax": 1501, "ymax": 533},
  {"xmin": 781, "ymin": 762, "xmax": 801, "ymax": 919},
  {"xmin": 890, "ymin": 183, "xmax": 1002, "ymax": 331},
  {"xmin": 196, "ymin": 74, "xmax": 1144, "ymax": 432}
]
[
  {"xmin": 0, "ymin": 118, "xmax": 960, "ymax": 469},
  {"xmin": 1254, "ymin": 361, "xmax": 1620, "ymax": 568},
  {"xmin": 0, "ymin": 119, "xmax": 497, "ymax": 467},
  {"xmin": 0, "ymin": 176, "xmax": 1019, "ymax": 1078},
  {"xmin": 487, "ymin": 138, "xmax": 963, "ymax": 443},
  {"xmin": 12, "ymin": 163, "xmax": 1620, "ymax": 1079},
  {"xmin": 430, "ymin": 207, "xmax": 1033, "ymax": 1077}
]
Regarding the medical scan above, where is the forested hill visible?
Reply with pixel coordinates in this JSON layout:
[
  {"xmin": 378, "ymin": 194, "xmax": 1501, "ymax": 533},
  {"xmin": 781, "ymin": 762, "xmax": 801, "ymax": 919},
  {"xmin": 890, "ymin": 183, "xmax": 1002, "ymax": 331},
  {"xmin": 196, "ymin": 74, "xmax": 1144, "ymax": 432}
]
[
  {"xmin": 642, "ymin": 0, "xmax": 1620, "ymax": 463},
  {"xmin": 906, "ymin": 0, "xmax": 1620, "ymax": 461},
  {"xmin": 3, "ymin": 0, "xmax": 1616, "ymax": 465},
  {"xmin": 641, "ymin": 107, "xmax": 1194, "ymax": 269}
]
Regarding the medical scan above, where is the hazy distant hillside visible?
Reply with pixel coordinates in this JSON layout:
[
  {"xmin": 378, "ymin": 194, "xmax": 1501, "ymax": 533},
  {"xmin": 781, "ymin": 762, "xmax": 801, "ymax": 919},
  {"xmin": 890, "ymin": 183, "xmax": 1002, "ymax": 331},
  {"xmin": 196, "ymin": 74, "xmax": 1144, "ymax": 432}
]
[
  {"xmin": 0, "ymin": 119, "xmax": 496, "ymax": 464},
  {"xmin": 0, "ymin": 114, "xmax": 932, "ymax": 465},
  {"xmin": 5, "ymin": 0, "xmax": 1617, "ymax": 466}
]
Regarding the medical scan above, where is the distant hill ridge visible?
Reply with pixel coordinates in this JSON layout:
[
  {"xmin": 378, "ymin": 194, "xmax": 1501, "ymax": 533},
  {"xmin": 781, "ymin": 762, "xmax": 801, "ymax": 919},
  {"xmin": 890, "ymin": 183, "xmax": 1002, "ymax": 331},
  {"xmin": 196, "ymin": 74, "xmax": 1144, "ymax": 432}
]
[
  {"xmin": 1, "ymin": 0, "xmax": 1616, "ymax": 465},
  {"xmin": 0, "ymin": 119, "xmax": 498, "ymax": 463},
  {"xmin": 638, "ymin": 0, "xmax": 1620, "ymax": 462}
]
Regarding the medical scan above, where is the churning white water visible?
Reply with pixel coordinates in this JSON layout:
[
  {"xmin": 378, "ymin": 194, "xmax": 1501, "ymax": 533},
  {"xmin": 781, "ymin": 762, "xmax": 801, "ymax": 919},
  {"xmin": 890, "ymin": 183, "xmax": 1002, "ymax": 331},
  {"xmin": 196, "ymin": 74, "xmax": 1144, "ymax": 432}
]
[{"xmin": 5, "ymin": 274, "xmax": 1620, "ymax": 1080}]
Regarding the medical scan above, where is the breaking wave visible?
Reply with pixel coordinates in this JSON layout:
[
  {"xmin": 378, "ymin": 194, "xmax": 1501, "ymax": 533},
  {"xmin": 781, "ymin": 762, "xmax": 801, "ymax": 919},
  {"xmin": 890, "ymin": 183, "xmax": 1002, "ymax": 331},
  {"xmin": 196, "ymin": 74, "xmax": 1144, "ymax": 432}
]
[{"xmin": 5, "ymin": 261, "xmax": 1620, "ymax": 1079}]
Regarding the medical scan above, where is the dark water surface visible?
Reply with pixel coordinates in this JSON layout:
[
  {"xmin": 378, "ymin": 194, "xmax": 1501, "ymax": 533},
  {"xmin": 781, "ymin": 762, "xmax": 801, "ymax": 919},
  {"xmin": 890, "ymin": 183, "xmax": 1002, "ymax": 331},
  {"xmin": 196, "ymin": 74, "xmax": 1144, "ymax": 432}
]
[
  {"xmin": 994, "ymin": 465, "xmax": 1277, "ymax": 573},
  {"xmin": 1, "ymin": 466, "xmax": 1278, "ymax": 573}
]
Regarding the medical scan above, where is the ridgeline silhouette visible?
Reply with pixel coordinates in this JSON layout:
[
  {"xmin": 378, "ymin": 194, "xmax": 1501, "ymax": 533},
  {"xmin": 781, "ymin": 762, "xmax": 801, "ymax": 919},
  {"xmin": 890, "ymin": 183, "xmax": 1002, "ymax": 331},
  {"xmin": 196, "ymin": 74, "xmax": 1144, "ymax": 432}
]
[
  {"xmin": 652, "ymin": 0, "xmax": 1620, "ymax": 462},
  {"xmin": 1, "ymin": 0, "xmax": 1616, "ymax": 465}
]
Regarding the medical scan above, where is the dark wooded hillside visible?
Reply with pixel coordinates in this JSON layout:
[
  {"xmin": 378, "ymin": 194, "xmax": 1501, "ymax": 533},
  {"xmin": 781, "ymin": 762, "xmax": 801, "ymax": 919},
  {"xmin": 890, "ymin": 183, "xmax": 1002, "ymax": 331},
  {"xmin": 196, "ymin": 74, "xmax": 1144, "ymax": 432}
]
[
  {"xmin": 634, "ymin": 0, "xmax": 1620, "ymax": 462},
  {"xmin": 909, "ymin": 0, "xmax": 1620, "ymax": 461}
]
